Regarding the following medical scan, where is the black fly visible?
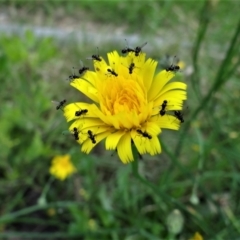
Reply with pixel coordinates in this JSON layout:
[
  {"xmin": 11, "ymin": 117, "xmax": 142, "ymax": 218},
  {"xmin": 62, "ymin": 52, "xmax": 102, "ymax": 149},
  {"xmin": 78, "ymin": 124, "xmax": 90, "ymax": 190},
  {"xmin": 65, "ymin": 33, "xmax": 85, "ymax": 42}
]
[
  {"xmin": 122, "ymin": 40, "xmax": 147, "ymax": 56},
  {"xmin": 166, "ymin": 56, "xmax": 180, "ymax": 72},
  {"xmin": 129, "ymin": 63, "xmax": 135, "ymax": 74},
  {"xmin": 68, "ymin": 67, "xmax": 79, "ymax": 81},
  {"xmin": 166, "ymin": 64, "xmax": 180, "ymax": 72},
  {"xmin": 159, "ymin": 100, "xmax": 168, "ymax": 116},
  {"xmin": 91, "ymin": 54, "xmax": 102, "ymax": 61},
  {"xmin": 121, "ymin": 39, "xmax": 135, "ymax": 54},
  {"xmin": 136, "ymin": 129, "xmax": 152, "ymax": 140},
  {"xmin": 134, "ymin": 42, "xmax": 147, "ymax": 56},
  {"xmin": 54, "ymin": 99, "xmax": 67, "ymax": 110},
  {"xmin": 75, "ymin": 109, "xmax": 88, "ymax": 117},
  {"xmin": 87, "ymin": 130, "xmax": 97, "ymax": 144},
  {"xmin": 73, "ymin": 127, "xmax": 79, "ymax": 140},
  {"xmin": 79, "ymin": 66, "xmax": 89, "ymax": 75},
  {"xmin": 107, "ymin": 68, "xmax": 118, "ymax": 77},
  {"xmin": 174, "ymin": 111, "xmax": 184, "ymax": 123}
]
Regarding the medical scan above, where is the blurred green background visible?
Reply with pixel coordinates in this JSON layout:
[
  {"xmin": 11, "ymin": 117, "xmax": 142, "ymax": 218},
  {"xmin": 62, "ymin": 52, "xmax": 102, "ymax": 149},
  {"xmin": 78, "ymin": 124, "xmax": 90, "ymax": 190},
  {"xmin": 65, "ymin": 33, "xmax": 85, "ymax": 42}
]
[{"xmin": 0, "ymin": 0, "xmax": 240, "ymax": 239}]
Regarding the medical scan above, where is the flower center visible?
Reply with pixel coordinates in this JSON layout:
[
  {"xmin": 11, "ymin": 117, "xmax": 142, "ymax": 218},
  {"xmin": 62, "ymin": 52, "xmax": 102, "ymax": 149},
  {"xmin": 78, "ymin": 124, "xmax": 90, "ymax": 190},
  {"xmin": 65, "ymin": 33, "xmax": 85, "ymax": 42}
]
[{"xmin": 99, "ymin": 76, "xmax": 147, "ymax": 116}]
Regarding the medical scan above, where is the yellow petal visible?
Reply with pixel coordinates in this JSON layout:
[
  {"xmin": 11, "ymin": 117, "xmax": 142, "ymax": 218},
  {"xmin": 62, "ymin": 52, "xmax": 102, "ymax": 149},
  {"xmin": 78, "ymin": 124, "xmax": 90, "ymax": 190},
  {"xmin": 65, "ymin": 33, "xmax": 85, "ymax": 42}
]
[
  {"xmin": 142, "ymin": 121, "xmax": 161, "ymax": 136},
  {"xmin": 148, "ymin": 136, "xmax": 161, "ymax": 155},
  {"xmin": 64, "ymin": 102, "xmax": 96, "ymax": 122},
  {"xmin": 140, "ymin": 58, "xmax": 157, "ymax": 92},
  {"xmin": 105, "ymin": 130, "xmax": 126, "ymax": 150},
  {"xmin": 153, "ymin": 90, "xmax": 187, "ymax": 108},
  {"xmin": 131, "ymin": 130, "xmax": 148, "ymax": 155},
  {"xmin": 81, "ymin": 71, "xmax": 98, "ymax": 87},
  {"xmin": 148, "ymin": 70, "xmax": 175, "ymax": 101},
  {"xmin": 108, "ymin": 51, "xmax": 120, "ymax": 69},
  {"xmin": 81, "ymin": 128, "xmax": 112, "ymax": 153},
  {"xmin": 71, "ymin": 79, "xmax": 99, "ymax": 103},
  {"xmin": 89, "ymin": 104, "xmax": 116, "ymax": 126},
  {"xmin": 157, "ymin": 82, "xmax": 187, "ymax": 97},
  {"xmin": 117, "ymin": 132, "xmax": 133, "ymax": 164},
  {"xmin": 69, "ymin": 118, "xmax": 107, "ymax": 132},
  {"xmin": 152, "ymin": 115, "xmax": 180, "ymax": 130},
  {"xmin": 93, "ymin": 57, "xmax": 109, "ymax": 80}
]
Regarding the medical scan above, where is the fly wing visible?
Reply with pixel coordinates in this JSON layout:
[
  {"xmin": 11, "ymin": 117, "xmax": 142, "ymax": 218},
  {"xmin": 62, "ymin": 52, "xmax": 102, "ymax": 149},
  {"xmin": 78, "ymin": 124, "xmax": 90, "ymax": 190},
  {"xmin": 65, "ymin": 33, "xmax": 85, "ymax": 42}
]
[{"xmin": 52, "ymin": 100, "xmax": 66, "ymax": 110}]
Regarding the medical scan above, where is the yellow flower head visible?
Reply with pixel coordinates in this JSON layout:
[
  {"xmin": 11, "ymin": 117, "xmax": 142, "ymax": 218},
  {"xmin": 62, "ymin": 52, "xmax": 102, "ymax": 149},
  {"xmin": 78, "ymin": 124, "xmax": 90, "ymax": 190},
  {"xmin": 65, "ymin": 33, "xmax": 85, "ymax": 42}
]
[
  {"xmin": 63, "ymin": 46, "xmax": 187, "ymax": 163},
  {"xmin": 88, "ymin": 219, "xmax": 98, "ymax": 231},
  {"xmin": 49, "ymin": 154, "xmax": 77, "ymax": 180},
  {"xmin": 177, "ymin": 60, "xmax": 185, "ymax": 70},
  {"xmin": 189, "ymin": 232, "xmax": 203, "ymax": 240}
]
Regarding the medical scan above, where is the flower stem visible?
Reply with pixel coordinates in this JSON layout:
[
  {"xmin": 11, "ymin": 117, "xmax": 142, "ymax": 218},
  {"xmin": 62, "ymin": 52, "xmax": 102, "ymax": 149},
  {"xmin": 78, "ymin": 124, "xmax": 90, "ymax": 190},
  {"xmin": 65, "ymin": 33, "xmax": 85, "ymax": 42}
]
[
  {"xmin": 175, "ymin": 17, "xmax": 240, "ymax": 157},
  {"xmin": 131, "ymin": 149, "xmax": 182, "ymax": 206},
  {"xmin": 191, "ymin": 0, "xmax": 212, "ymax": 100},
  {"xmin": 131, "ymin": 147, "xmax": 211, "ymax": 233}
]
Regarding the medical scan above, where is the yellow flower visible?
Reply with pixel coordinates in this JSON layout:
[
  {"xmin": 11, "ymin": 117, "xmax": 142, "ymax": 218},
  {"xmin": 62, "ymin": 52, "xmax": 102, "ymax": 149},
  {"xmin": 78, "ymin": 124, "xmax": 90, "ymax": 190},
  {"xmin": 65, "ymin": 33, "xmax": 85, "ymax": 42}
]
[
  {"xmin": 49, "ymin": 154, "xmax": 76, "ymax": 180},
  {"xmin": 63, "ymin": 48, "xmax": 187, "ymax": 163},
  {"xmin": 189, "ymin": 232, "xmax": 203, "ymax": 240},
  {"xmin": 177, "ymin": 60, "xmax": 185, "ymax": 70},
  {"xmin": 46, "ymin": 208, "xmax": 56, "ymax": 217},
  {"xmin": 88, "ymin": 219, "xmax": 98, "ymax": 231}
]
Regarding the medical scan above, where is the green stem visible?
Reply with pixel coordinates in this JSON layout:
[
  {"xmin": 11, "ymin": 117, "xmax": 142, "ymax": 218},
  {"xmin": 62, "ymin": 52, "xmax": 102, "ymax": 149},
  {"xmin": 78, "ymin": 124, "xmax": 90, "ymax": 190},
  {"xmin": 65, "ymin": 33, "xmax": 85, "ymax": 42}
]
[
  {"xmin": 41, "ymin": 176, "xmax": 54, "ymax": 199},
  {"xmin": 0, "ymin": 228, "xmax": 136, "ymax": 239},
  {"xmin": 175, "ymin": 17, "xmax": 240, "ymax": 156},
  {"xmin": 190, "ymin": 127, "xmax": 205, "ymax": 204},
  {"xmin": 131, "ymin": 150, "xmax": 174, "ymax": 204},
  {"xmin": 131, "ymin": 148, "xmax": 211, "ymax": 233},
  {"xmin": 191, "ymin": 0, "xmax": 212, "ymax": 100},
  {"xmin": 222, "ymin": 56, "xmax": 240, "ymax": 81},
  {"xmin": 0, "ymin": 201, "xmax": 82, "ymax": 223}
]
